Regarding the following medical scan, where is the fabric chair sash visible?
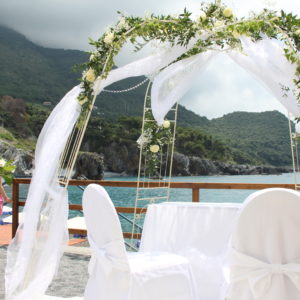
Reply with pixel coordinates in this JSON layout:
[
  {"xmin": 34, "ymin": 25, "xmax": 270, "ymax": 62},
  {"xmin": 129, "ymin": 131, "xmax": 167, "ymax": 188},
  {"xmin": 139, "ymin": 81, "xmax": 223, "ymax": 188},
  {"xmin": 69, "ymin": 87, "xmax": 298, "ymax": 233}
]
[
  {"xmin": 88, "ymin": 235, "xmax": 130, "ymax": 276},
  {"xmin": 229, "ymin": 248, "xmax": 300, "ymax": 300}
]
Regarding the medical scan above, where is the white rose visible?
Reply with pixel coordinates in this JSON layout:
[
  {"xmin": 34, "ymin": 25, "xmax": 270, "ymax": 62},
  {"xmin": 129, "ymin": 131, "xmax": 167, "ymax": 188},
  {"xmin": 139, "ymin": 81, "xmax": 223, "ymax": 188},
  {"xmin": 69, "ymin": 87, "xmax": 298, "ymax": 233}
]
[
  {"xmin": 223, "ymin": 7, "xmax": 233, "ymax": 17},
  {"xmin": 197, "ymin": 11, "xmax": 207, "ymax": 22},
  {"xmin": 163, "ymin": 120, "xmax": 170, "ymax": 128},
  {"xmin": 144, "ymin": 11, "xmax": 152, "ymax": 20},
  {"xmin": 78, "ymin": 97, "xmax": 89, "ymax": 105},
  {"xmin": 0, "ymin": 159, "xmax": 6, "ymax": 167},
  {"xmin": 150, "ymin": 145, "xmax": 160, "ymax": 153},
  {"xmin": 89, "ymin": 53, "xmax": 97, "ymax": 61},
  {"xmin": 84, "ymin": 68, "xmax": 96, "ymax": 82},
  {"xmin": 104, "ymin": 32, "xmax": 115, "ymax": 45},
  {"xmin": 117, "ymin": 18, "xmax": 130, "ymax": 30},
  {"xmin": 232, "ymin": 30, "xmax": 240, "ymax": 39},
  {"xmin": 215, "ymin": 20, "xmax": 224, "ymax": 27}
]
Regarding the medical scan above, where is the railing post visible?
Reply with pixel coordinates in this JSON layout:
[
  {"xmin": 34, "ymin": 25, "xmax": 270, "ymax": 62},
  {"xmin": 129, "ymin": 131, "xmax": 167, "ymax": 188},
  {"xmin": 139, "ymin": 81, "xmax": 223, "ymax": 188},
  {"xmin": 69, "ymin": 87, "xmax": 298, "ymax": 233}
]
[
  {"xmin": 12, "ymin": 179, "xmax": 19, "ymax": 238},
  {"xmin": 192, "ymin": 188, "xmax": 200, "ymax": 202}
]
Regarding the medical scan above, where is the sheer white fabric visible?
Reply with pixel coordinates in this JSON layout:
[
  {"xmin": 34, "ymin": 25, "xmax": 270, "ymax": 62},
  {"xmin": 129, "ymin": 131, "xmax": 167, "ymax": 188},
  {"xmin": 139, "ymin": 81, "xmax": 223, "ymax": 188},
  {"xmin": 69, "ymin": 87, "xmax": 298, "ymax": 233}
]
[
  {"xmin": 83, "ymin": 184, "xmax": 197, "ymax": 300},
  {"xmin": 5, "ymin": 86, "xmax": 82, "ymax": 300},
  {"xmin": 92, "ymin": 39, "xmax": 200, "ymax": 96},
  {"xmin": 227, "ymin": 188, "xmax": 300, "ymax": 300},
  {"xmin": 151, "ymin": 51, "xmax": 216, "ymax": 125},
  {"xmin": 228, "ymin": 37, "xmax": 300, "ymax": 118},
  {"xmin": 151, "ymin": 37, "xmax": 300, "ymax": 124}
]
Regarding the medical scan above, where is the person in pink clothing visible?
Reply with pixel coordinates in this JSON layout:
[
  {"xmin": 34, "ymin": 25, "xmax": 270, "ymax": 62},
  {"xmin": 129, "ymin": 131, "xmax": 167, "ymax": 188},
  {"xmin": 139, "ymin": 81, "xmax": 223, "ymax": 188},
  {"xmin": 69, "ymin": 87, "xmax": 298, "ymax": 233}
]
[{"xmin": 0, "ymin": 177, "xmax": 11, "ymax": 215}]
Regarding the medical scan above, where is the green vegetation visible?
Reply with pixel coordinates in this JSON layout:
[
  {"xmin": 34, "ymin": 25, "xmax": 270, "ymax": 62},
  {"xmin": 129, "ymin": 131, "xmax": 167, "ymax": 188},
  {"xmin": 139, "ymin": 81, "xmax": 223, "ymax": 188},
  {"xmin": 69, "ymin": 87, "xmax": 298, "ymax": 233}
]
[
  {"xmin": 204, "ymin": 111, "xmax": 292, "ymax": 166},
  {"xmin": 0, "ymin": 25, "xmax": 294, "ymax": 167}
]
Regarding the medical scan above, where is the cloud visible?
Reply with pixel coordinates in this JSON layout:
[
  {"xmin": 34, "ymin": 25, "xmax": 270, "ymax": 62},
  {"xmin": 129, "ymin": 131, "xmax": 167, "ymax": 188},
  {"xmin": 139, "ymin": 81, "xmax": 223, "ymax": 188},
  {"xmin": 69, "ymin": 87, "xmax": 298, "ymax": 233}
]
[
  {"xmin": 0, "ymin": 0, "xmax": 298, "ymax": 118},
  {"xmin": 0, "ymin": 0, "xmax": 297, "ymax": 51},
  {"xmin": 180, "ymin": 53, "xmax": 287, "ymax": 119}
]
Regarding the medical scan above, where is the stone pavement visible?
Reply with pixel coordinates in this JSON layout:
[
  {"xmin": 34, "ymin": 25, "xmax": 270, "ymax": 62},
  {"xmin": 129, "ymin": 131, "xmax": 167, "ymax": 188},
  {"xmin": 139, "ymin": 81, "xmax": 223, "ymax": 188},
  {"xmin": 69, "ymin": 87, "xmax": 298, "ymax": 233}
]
[{"xmin": 0, "ymin": 244, "xmax": 91, "ymax": 299}]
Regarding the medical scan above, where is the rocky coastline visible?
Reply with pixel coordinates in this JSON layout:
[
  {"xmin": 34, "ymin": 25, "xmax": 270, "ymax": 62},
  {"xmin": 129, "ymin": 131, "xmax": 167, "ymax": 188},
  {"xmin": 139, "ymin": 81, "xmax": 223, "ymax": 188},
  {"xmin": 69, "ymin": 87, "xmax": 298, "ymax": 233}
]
[{"xmin": 0, "ymin": 141, "xmax": 292, "ymax": 180}]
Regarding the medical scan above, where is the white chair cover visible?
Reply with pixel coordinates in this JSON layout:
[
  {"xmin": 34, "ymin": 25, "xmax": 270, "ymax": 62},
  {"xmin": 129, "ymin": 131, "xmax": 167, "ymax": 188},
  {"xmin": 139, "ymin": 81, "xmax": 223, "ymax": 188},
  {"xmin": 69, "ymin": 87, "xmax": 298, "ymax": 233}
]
[
  {"xmin": 227, "ymin": 188, "xmax": 300, "ymax": 300},
  {"xmin": 83, "ymin": 184, "xmax": 197, "ymax": 300}
]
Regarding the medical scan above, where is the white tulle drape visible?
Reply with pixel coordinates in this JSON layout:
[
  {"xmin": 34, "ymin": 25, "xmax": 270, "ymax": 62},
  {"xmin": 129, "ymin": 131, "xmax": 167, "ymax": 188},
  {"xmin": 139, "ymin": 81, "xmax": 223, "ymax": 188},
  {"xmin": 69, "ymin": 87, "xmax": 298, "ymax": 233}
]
[
  {"xmin": 228, "ymin": 37, "xmax": 300, "ymax": 118},
  {"xmin": 5, "ymin": 36, "xmax": 299, "ymax": 300},
  {"xmin": 5, "ymin": 86, "xmax": 82, "ymax": 300},
  {"xmin": 151, "ymin": 37, "xmax": 300, "ymax": 124},
  {"xmin": 151, "ymin": 51, "xmax": 216, "ymax": 125}
]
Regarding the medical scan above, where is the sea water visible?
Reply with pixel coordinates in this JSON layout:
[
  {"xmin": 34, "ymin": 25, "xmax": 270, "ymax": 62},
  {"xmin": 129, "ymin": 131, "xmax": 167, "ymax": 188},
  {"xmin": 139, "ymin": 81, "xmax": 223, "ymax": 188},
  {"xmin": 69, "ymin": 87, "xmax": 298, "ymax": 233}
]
[
  {"xmin": 5, "ymin": 173, "xmax": 297, "ymax": 235},
  {"xmin": 12, "ymin": 173, "xmax": 297, "ymax": 217}
]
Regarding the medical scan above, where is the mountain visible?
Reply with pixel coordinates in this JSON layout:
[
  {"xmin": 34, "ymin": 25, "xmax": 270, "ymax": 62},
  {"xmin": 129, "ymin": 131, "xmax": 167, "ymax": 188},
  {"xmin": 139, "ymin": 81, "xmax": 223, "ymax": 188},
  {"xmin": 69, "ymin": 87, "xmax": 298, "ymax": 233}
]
[
  {"xmin": 0, "ymin": 25, "xmax": 209, "ymax": 128},
  {"xmin": 0, "ymin": 25, "xmax": 87, "ymax": 103},
  {"xmin": 205, "ymin": 111, "xmax": 292, "ymax": 166},
  {"xmin": 0, "ymin": 25, "xmax": 294, "ymax": 168}
]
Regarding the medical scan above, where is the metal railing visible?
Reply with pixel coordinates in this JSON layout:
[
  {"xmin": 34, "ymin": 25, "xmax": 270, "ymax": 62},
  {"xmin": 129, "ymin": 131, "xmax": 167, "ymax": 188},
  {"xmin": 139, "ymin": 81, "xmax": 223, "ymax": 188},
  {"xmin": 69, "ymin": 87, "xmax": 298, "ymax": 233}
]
[{"xmin": 11, "ymin": 178, "xmax": 296, "ymax": 239}]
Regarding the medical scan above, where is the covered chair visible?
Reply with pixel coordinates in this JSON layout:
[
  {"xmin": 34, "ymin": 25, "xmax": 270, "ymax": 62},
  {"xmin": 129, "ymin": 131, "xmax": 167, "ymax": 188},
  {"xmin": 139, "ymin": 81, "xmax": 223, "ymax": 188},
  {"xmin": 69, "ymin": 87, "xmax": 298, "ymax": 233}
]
[
  {"xmin": 227, "ymin": 188, "xmax": 300, "ymax": 300},
  {"xmin": 82, "ymin": 184, "xmax": 197, "ymax": 300}
]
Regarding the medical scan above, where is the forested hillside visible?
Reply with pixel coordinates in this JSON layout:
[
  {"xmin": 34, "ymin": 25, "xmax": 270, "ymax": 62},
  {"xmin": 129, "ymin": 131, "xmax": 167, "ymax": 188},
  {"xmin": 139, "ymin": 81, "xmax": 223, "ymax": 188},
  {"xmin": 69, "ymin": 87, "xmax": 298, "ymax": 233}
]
[
  {"xmin": 205, "ymin": 111, "xmax": 292, "ymax": 166},
  {"xmin": 0, "ymin": 25, "xmax": 294, "ymax": 168}
]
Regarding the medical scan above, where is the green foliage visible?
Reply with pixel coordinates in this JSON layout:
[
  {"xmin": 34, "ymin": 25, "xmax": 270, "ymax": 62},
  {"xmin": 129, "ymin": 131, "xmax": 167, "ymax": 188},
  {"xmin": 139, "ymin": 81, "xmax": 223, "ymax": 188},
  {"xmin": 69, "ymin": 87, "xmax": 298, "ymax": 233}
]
[
  {"xmin": 175, "ymin": 127, "xmax": 231, "ymax": 161},
  {"xmin": 0, "ymin": 159, "xmax": 15, "ymax": 185},
  {"xmin": 77, "ymin": 1, "xmax": 299, "ymax": 119},
  {"xmin": 204, "ymin": 111, "xmax": 292, "ymax": 166},
  {"xmin": 0, "ymin": 26, "xmax": 88, "ymax": 103}
]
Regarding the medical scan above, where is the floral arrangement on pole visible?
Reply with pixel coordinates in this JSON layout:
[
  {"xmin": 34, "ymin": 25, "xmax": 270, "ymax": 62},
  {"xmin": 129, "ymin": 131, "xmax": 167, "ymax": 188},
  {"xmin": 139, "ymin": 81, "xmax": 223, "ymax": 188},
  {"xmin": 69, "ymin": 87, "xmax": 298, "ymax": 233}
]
[
  {"xmin": 76, "ymin": 0, "xmax": 299, "ymax": 121},
  {"xmin": 137, "ymin": 115, "xmax": 173, "ymax": 175},
  {"xmin": 0, "ymin": 158, "xmax": 16, "ymax": 185}
]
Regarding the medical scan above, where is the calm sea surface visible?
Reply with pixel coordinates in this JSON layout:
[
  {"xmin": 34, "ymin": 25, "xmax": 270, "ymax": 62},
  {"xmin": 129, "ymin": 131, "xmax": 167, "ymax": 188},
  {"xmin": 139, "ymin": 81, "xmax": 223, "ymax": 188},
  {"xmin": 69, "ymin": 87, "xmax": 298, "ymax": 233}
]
[
  {"xmin": 4, "ymin": 173, "xmax": 297, "ymax": 234},
  {"xmin": 11, "ymin": 173, "xmax": 298, "ymax": 219}
]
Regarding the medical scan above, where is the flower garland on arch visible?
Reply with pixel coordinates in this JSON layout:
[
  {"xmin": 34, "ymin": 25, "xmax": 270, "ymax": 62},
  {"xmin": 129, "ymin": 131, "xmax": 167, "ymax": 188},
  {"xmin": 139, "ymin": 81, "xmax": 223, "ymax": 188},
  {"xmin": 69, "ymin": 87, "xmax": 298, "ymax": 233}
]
[{"xmin": 77, "ymin": 0, "xmax": 299, "ymax": 123}]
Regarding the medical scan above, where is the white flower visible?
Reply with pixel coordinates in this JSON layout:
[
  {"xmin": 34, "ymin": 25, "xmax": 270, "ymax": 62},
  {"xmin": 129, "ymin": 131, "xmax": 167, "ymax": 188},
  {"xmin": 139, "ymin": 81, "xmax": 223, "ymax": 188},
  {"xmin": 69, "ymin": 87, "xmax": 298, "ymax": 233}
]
[
  {"xmin": 117, "ymin": 17, "xmax": 130, "ymax": 30},
  {"xmin": 232, "ymin": 30, "xmax": 240, "ymax": 39},
  {"xmin": 144, "ymin": 11, "xmax": 152, "ymax": 20},
  {"xmin": 0, "ymin": 159, "xmax": 6, "ymax": 167},
  {"xmin": 197, "ymin": 11, "xmax": 207, "ymax": 22},
  {"xmin": 163, "ymin": 120, "xmax": 170, "ymax": 129},
  {"xmin": 215, "ymin": 20, "xmax": 224, "ymax": 27},
  {"xmin": 296, "ymin": 29, "xmax": 300, "ymax": 35},
  {"xmin": 223, "ymin": 7, "xmax": 233, "ymax": 17},
  {"xmin": 84, "ymin": 68, "xmax": 96, "ymax": 82},
  {"xmin": 78, "ymin": 97, "xmax": 89, "ymax": 106},
  {"xmin": 89, "ymin": 53, "xmax": 97, "ymax": 61},
  {"xmin": 150, "ymin": 145, "xmax": 160, "ymax": 153},
  {"xmin": 104, "ymin": 32, "xmax": 115, "ymax": 45},
  {"xmin": 137, "ymin": 128, "xmax": 153, "ymax": 146}
]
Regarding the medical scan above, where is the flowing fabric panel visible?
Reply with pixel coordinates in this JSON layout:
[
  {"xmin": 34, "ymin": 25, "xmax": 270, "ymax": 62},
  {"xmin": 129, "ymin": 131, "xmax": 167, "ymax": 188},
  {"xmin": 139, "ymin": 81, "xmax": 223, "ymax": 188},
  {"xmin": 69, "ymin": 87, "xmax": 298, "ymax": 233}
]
[
  {"xmin": 93, "ymin": 39, "xmax": 200, "ymax": 95},
  {"xmin": 151, "ymin": 37, "xmax": 300, "ymax": 124},
  {"xmin": 151, "ymin": 51, "xmax": 216, "ymax": 125},
  {"xmin": 5, "ymin": 86, "xmax": 82, "ymax": 300},
  {"xmin": 228, "ymin": 37, "xmax": 300, "ymax": 118}
]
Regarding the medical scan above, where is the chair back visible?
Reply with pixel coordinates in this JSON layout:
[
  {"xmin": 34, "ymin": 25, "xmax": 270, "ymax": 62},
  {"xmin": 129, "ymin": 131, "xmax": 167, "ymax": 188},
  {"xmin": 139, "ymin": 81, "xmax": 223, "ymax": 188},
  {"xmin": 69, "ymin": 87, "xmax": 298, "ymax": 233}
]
[
  {"xmin": 229, "ymin": 188, "xmax": 300, "ymax": 300},
  {"xmin": 83, "ymin": 184, "xmax": 129, "ymax": 271}
]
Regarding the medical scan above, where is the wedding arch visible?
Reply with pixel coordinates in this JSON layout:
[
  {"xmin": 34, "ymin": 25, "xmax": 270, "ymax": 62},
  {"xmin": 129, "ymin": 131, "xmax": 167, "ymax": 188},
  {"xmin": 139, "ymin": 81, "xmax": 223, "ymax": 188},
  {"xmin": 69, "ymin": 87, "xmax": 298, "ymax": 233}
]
[{"xmin": 5, "ymin": 1, "xmax": 300, "ymax": 300}]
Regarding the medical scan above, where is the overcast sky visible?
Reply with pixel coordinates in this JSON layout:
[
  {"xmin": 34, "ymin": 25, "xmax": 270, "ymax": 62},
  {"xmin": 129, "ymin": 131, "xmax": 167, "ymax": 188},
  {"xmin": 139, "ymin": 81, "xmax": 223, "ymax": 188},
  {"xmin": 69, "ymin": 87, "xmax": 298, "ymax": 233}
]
[{"xmin": 0, "ymin": 0, "xmax": 298, "ymax": 119}]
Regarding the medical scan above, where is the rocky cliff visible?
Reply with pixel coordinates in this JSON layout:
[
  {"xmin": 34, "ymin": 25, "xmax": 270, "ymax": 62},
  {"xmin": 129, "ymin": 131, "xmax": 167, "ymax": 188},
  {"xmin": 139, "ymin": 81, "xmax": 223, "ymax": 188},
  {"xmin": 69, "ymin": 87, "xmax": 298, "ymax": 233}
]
[
  {"xmin": 0, "ymin": 140, "xmax": 33, "ymax": 176},
  {"xmin": 0, "ymin": 140, "xmax": 291, "ymax": 180}
]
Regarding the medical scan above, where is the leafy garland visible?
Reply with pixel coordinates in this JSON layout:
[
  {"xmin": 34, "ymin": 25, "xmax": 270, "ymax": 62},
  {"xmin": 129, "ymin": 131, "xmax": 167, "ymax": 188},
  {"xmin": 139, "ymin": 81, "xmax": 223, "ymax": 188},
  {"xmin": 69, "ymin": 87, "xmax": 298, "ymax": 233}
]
[
  {"xmin": 0, "ymin": 158, "xmax": 15, "ymax": 185},
  {"xmin": 76, "ymin": 0, "xmax": 299, "ymax": 171},
  {"xmin": 78, "ymin": 1, "xmax": 299, "ymax": 112}
]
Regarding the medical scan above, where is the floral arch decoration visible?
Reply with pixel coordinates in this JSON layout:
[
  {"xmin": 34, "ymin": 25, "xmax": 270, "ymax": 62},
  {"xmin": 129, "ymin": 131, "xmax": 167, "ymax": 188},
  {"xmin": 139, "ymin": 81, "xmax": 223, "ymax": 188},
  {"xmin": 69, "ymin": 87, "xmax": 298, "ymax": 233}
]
[{"xmin": 5, "ymin": 2, "xmax": 300, "ymax": 300}]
